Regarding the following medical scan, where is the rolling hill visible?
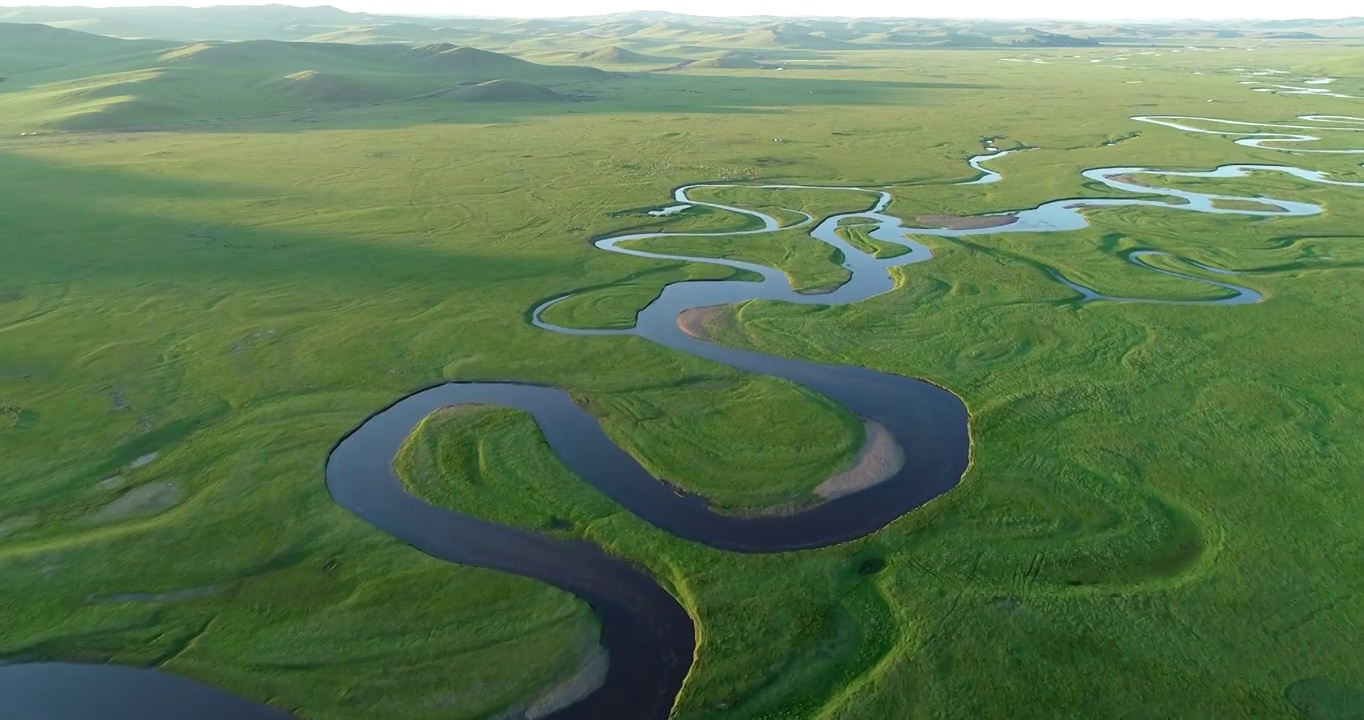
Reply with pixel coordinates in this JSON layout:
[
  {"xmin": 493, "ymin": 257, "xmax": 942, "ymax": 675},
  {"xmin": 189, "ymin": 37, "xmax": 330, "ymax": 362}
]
[
  {"xmin": 450, "ymin": 79, "xmax": 562, "ymax": 102},
  {"xmin": 674, "ymin": 51, "xmax": 772, "ymax": 70},
  {"xmin": 1, "ymin": 8, "xmax": 1358, "ymax": 137},
  {"xmin": 0, "ymin": 3, "xmax": 371, "ymax": 41},
  {"xmin": 724, "ymin": 27, "xmax": 855, "ymax": 50},
  {"xmin": 1001, "ymin": 29, "xmax": 1101, "ymax": 47},
  {"xmin": 2, "ymin": 6, "xmax": 1360, "ymax": 54},
  {"xmin": 0, "ymin": 23, "xmax": 607, "ymax": 132},
  {"xmin": 574, "ymin": 46, "xmax": 674, "ymax": 65},
  {"xmin": 261, "ymin": 69, "xmax": 386, "ymax": 103},
  {"xmin": 0, "ymin": 21, "xmax": 173, "ymax": 72},
  {"xmin": 1261, "ymin": 31, "xmax": 1326, "ymax": 39}
]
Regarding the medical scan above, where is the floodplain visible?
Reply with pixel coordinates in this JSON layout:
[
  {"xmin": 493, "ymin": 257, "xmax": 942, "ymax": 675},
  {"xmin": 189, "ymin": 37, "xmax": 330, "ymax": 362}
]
[{"xmin": 1, "ymin": 8, "xmax": 1363, "ymax": 720}]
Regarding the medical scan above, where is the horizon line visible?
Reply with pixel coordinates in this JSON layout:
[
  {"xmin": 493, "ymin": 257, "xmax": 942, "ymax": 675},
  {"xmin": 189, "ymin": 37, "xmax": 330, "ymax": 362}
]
[{"xmin": 2, "ymin": 4, "xmax": 1361, "ymax": 22}]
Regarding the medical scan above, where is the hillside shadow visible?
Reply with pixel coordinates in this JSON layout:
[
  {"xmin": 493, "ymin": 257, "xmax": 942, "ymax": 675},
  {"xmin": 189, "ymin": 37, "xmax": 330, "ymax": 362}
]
[
  {"xmin": 0, "ymin": 151, "xmax": 600, "ymax": 297},
  {"xmin": 23, "ymin": 72, "xmax": 1001, "ymax": 136}
]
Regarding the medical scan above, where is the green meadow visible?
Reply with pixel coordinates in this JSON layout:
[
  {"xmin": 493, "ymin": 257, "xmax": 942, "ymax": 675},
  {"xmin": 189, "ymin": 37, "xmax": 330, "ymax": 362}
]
[{"xmin": 2, "ymin": 10, "xmax": 1363, "ymax": 720}]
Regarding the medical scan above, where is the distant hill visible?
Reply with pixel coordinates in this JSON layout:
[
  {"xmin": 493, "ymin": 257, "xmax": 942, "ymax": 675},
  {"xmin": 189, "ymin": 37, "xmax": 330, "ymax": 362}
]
[
  {"xmin": 261, "ymin": 69, "xmax": 385, "ymax": 103},
  {"xmin": 674, "ymin": 51, "xmax": 772, "ymax": 70},
  {"xmin": 0, "ymin": 21, "xmax": 172, "ymax": 72},
  {"xmin": 140, "ymin": 38, "xmax": 606, "ymax": 82},
  {"xmin": 0, "ymin": 24, "xmax": 605, "ymax": 132},
  {"xmin": 593, "ymin": 10, "xmax": 712, "ymax": 24},
  {"xmin": 301, "ymin": 21, "xmax": 466, "ymax": 44},
  {"xmin": 1261, "ymin": 31, "xmax": 1326, "ymax": 39},
  {"xmin": 725, "ymin": 27, "xmax": 854, "ymax": 50},
  {"xmin": 1, "ymin": 7, "xmax": 1359, "ymax": 53},
  {"xmin": 856, "ymin": 32, "xmax": 932, "ymax": 45},
  {"xmin": 575, "ymin": 46, "xmax": 672, "ymax": 65},
  {"xmin": 0, "ymin": 3, "xmax": 371, "ymax": 41},
  {"xmin": 451, "ymin": 79, "xmax": 562, "ymax": 102},
  {"xmin": 1249, "ymin": 17, "xmax": 1364, "ymax": 29},
  {"xmin": 402, "ymin": 43, "xmax": 604, "ymax": 81},
  {"xmin": 925, "ymin": 34, "xmax": 1000, "ymax": 48},
  {"xmin": 1002, "ymin": 29, "xmax": 1100, "ymax": 47}
]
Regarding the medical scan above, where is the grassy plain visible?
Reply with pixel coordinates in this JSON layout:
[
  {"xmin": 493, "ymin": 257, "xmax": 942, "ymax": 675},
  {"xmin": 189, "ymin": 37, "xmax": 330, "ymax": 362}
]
[{"xmin": 2, "ymin": 15, "xmax": 1363, "ymax": 720}]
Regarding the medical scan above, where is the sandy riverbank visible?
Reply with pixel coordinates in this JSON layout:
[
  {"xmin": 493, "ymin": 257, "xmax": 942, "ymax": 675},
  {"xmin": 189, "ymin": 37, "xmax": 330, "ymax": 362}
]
[
  {"xmin": 816, "ymin": 420, "xmax": 906, "ymax": 501},
  {"xmin": 676, "ymin": 304, "xmax": 728, "ymax": 340}
]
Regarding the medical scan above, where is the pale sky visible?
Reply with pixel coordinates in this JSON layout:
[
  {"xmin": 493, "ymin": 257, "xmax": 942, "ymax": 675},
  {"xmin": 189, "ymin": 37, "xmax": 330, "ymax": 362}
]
[{"xmin": 1, "ymin": 0, "xmax": 1358, "ymax": 20}]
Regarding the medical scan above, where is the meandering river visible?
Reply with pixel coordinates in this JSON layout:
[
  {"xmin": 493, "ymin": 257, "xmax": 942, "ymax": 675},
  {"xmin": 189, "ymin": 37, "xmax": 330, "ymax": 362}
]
[{"xmin": 4, "ymin": 115, "xmax": 1361, "ymax": 719}]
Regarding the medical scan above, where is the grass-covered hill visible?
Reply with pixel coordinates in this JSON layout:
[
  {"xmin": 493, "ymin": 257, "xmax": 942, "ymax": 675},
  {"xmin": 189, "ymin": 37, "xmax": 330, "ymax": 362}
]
[
  {"xmin": 449, "ymin": 79, "xmax": 563, "ymax": 102},
  {"xmin": 0, "ymin": 21, "xmax": 174, "ymax": 72},
  {"xmin": 0, "ymin": 3, "xmax": 369, "ymax": 41},
  {"xmin": 999, "ymin": 29, "xmax": 1101, "ymax": 47},
  {"xmin": 4, "ymin": 4, "xmax": 1362, "ymax": 51},
  {"xmin": 572, "ymin": 46, "xmax": 675, "ymax": 66},
  {"xmin": 722, "ymin": 28, "xmax": 857, "ymax": 50},
  {"xmin": 673, "ymin": 51, "xmax": 773, "ymax": 71},
  {"xmin": 0, "ymin": 23, "xmax": 606, "ymax": 132}
]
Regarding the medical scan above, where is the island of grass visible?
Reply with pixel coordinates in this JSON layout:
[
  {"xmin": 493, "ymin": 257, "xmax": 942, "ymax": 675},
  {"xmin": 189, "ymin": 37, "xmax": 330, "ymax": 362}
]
[{"xmin": 836, "ymin": 217, "xmax": 911, "ymax": 259}]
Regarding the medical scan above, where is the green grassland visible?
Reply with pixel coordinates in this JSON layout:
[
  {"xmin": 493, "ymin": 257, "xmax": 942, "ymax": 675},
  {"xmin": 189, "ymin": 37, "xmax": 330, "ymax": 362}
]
[{"xmin": 2, "ymin": 15, "xmax": 1363, "ymax": 720}]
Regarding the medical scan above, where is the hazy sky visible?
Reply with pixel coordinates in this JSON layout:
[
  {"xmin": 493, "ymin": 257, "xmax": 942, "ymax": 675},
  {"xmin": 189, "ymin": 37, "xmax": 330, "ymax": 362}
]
[{"xmin": 2, "ymin": 0, "xmax": 1358, "ymax": 20}]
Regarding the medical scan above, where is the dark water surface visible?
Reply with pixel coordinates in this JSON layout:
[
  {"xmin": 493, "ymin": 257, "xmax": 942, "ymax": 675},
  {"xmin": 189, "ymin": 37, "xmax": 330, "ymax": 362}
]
[{"xmin": 0, "ymin": 663, "xmax": 297, "ymax": 719}]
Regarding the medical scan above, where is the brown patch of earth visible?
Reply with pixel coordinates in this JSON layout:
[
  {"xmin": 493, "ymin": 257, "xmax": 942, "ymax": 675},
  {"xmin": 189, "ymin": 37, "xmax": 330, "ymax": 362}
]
[
  {"xmin": 676, "ymin": 304, "xmax": 729, "ymax": 340},
  {"xmin": 915, "ymin": 214, "xmax": 1018, "ymax": 230},
  {"xmin": 815, "ymin": 420, "xmax": 906, "ymax": 500}
]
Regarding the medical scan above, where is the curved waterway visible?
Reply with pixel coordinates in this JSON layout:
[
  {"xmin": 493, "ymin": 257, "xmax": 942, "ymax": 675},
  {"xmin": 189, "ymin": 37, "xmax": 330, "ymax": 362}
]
[
  {"xmin": 5, "ymin": 115, "xmax": 1363, "ymax": 719},
  {"xmin": 960, "ymin": 148, "xmax": 1017, "ymax": 184},
  {"xmin": 1133, "ymin": 115, "xmax": 1364, "ymax": 156}
]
